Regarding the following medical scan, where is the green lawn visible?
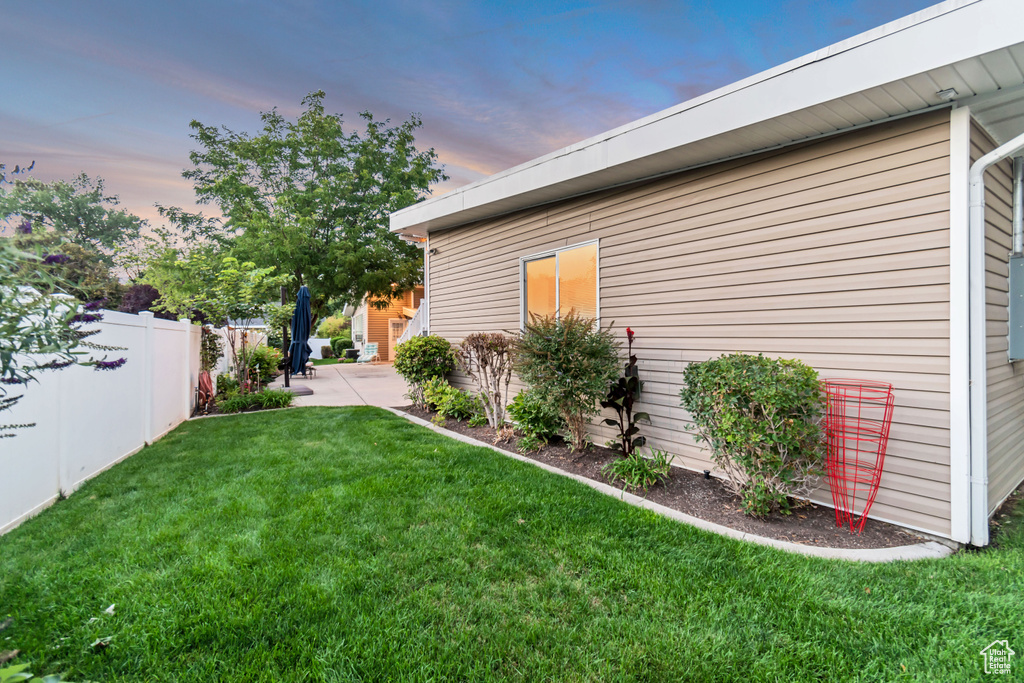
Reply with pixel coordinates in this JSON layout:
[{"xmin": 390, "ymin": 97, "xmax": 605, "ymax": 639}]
[
  {"xmin": 312, "ymin": 357, "xmax": 355, "ymax": 366},
  {"xmin": 1, "ymin": 407, "xmax": 1021, "ymax": 682}
]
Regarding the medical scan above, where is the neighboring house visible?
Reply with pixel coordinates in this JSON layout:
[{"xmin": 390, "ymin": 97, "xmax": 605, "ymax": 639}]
[
  {"xmin": 390, "ymin": 0, "xmax": 1024, "ymax": 546},
  {"xmin": 351, "ymin": 285, "xmax": 425, "ymax": 362}
]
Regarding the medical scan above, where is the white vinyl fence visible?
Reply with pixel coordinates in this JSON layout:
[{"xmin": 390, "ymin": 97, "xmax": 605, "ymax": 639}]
[{"xmin": 1, "ymin": 311, "xmax": 201, "ymax": 534}]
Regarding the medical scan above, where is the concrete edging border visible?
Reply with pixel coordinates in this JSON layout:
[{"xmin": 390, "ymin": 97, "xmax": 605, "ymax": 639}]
[{"xmin": 384, "ymin": 407, "xmax": 954, "ymax": 563}]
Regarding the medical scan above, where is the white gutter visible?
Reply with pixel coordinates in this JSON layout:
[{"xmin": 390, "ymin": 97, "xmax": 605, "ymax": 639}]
[
  {"xmin": 968, "ymin": 129, "xmax": 1024, "ymax": 546},
  {"xmin": 1013, "ymin": 157, "xmax": 1023, "ymax": 255}
]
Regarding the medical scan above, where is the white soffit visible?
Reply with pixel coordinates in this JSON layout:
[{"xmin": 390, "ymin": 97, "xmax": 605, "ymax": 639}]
[{"xmin": 391, "ymin": 0, "xmax": 1024, "ymax": 237}]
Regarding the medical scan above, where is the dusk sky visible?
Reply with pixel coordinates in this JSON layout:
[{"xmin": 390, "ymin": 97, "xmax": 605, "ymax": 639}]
[{"xmin": 1, "ymin": 0, "xmax": 938, "ymax": 230}]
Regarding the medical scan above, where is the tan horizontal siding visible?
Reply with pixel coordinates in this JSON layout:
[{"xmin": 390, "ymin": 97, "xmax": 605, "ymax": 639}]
[
  {"xmin": 974, "ymin": 120, "xmax": 1024, "ymax": 514},
  {"xmin": 431, "ymin": 110, "xmax": 953, "ymax": 537}
]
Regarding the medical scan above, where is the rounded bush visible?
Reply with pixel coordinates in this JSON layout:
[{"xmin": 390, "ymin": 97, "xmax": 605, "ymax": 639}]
[
  {"xmin": 394, "ymin": 335, "xmax": 456, "ymax": 407},
  {"xmin": 508, "ymin": 388, "xmax": 564, "ymax": 443},
  {"xmin": 679, "ymin": 352, "xmax": 824, "ymax": 516},
  {"xmin": 331, "ymin": 336, "xmax": 354, "ymax": 357},
  {"xmin": 249, "ymin": 345, "xmax": 284, "ymax": 384}
]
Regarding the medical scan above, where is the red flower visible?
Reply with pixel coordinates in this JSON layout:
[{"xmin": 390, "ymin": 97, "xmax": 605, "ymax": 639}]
[{"xmin": 626, "ymin": 327, "xmax": 634, "ymax": 343}]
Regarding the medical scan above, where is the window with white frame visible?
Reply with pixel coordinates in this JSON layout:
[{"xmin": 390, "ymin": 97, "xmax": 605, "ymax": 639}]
[
  {"xmin": 521, "ymin": 241, "xmax": 598, "ymax": 327},
  {"xmin": 353, "ymin": 313, "xmax": 365, "ymax": 342}
]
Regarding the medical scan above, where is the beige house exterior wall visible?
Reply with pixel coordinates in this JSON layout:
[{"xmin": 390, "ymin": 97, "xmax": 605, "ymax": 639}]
[
  {"xmin": 428, "ymin": 110, "xmax": 954, "ymax": 537},
  {"xmin": 973, "ymin": 120, "xmax": 1024, "ymax": 514}
]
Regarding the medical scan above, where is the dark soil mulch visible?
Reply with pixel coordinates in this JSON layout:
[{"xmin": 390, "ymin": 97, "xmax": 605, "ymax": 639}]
[{"xmin": 396, "ymin": 405, "xmax": 926, "ymax": 550}]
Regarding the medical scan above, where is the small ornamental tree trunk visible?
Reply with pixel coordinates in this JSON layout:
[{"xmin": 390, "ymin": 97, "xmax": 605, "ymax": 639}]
[{"xmin": 456, "ymin": 332, "xmax": 515, "ymax": 429}]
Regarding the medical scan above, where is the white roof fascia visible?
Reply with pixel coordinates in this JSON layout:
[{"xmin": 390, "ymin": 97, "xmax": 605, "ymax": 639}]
[{"xmin": 392, "ymin": 0, "xmax": 1024, "ymax": 235}]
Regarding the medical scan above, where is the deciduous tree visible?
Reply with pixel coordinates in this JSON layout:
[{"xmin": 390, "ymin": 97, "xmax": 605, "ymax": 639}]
[
  {"xmin": 174, "ymin": 91, "xmax": 446, "ymax": 324},
  {"xmin": 0, "ymin": 173, "xmax": 145, "ymax": 259}
]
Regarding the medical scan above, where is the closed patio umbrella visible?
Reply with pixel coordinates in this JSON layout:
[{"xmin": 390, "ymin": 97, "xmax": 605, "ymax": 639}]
[{"xmin": 289, "ymin": 285, "xmax": 312, "ymax": 376}]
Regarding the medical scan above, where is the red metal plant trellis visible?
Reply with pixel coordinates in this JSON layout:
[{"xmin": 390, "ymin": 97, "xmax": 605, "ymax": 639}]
[{"xmin": 822, "ymin": 379, "xmax": 895, "ymax": 534}]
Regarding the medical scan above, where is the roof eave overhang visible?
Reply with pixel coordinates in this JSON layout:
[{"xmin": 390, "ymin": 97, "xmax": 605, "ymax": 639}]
[{"xmin": 391, "ymin": 0, "xmax": 1023, "ymax": 237}]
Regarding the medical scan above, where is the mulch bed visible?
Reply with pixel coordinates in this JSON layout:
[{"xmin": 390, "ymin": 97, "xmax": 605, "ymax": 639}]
[{"xmin": 396, "ymin": 405, "xmax": 926, "ymax": 550}]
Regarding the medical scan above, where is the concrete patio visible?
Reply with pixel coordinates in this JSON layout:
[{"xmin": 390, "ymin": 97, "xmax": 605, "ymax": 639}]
[{"xmin": 269, "ymin": 362, "xmax": 408, "ymax": 408}]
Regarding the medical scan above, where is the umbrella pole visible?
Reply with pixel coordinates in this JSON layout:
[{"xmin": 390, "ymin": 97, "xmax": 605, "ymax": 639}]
[{"xmin": 281, "ymin": 285, "xmax": 290, "ymax": 388}]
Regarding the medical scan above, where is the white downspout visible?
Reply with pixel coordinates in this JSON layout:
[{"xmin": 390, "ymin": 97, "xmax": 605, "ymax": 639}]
[
  {"xmin": 968, "ymin": 129, "xmax": 1024, "ymax": 547},
  {"xmin": 424, "ymin": 236, "xmax": 430, "ymax": 335}
]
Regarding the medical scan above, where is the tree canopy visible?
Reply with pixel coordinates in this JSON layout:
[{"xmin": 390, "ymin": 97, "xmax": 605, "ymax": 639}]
[
  {"xmin": 5, "ymin": 228, "xmax": 124, "ymax": 307},
  {"xmin": 177, "ymin": 91, "xmax": 446, "ymax": 323},
  {"xmin": 0, "ymin": 173, "xmax": 145, "ymax": 259}
]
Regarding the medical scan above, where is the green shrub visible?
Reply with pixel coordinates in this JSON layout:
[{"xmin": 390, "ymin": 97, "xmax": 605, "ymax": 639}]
[
  {"xmin": 508, "ymin": 388, "xmax": 564, "ymax": 444},
  {"xmin": 254, "ymin": 389, "xmax": 295, "ymax": 409},
  {"xmin": 331, "ymin": 336, "xmax": 353, "ymax": 357},
  {"xmin": 515, "ymin": 433, "xmax": 546, "ymax": 453},
  {"xmin": 422, "ymin": 377, "xmax": 448, "ymax": 412},
  {"xmin": 321, "ymin": 345, "xmax": 334, "ymax": 359},
  {"xmin": 679, "ymin": 352, "xmax": 825, "ymax": 516},
  {"xmin": 216, "ymin": 373, "xmax": 239, "ymax": 395},
  {"xmin": 423, "ymin": 378, "xmax": 480, "ymax": 422},
  {"xmin": 218, "ymin": 389, "xmax": 295, "ymax": 413},
  {"xmin": 515, "ymin": 311, "xmax": 620, "ymax": 451},
  {"xmin": 601, "ymin": 448, "xmax": 674, "ymax": 492},
  {"xmin": 394, "ymin": 335, "xmax": 456, "ymax": 408},
  {"xmin": 316, "ymin": 315, "xmax": 349, "ymax": 338},
  {"xmin": 249, "ymin": 345, "xmax": 284, "ymax": 384},
  {"xmin": 218, "ymin": 392, "xmax": 257, "ymax": 413}
]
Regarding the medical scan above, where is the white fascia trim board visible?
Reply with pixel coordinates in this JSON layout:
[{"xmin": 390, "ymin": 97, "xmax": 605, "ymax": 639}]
[
  {"xmin": 392, "ymin": 0, "xmax": 1024, "ymax": 235},
  {"xmin": 949, "ymin": 106, "xmax": 972, "ymax": 544},
  {"xmin": 967, "ymin": 125, "xmax": 1024, "ymax": 546}
]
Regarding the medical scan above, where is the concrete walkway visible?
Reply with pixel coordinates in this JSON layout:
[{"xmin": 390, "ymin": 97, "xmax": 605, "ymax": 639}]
[{"xmin": 269, "ymin": 362, "xmax": 409, "ymax": 408}]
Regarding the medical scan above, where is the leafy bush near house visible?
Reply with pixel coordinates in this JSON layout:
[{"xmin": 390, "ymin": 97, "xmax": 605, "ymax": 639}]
[
  {"xmin": 423, "ymin": 378, "xmax": 481, "ymax": 422},
  {"xmin": 216, "ymin": 373, "xmax": 239, "ymax": 395},
  {"xmin": 515, "ymin": 312, "xmax": 620, "ymax": 452},
  {"xmin": 455, "ymin": 332, "xmax": 515, "ymax": 430},
  {"xmin": 316, "ymin": 315, "xmax": 349, "ymax": 339},
  {"xmin": 508, "ymin": 388, "xmax": 564, "ymax": 450},
  {"xmin": 218, "ymin": 388, "xmax": 294, "ymax": 413},
  {"xmin": 601, "ymin": 447, "xmax": 674, "ymax": 493},
  {"xmin": 248, "ymin": 345, "xmax": 284, "ymax": 384},
  {"xmin": 394, "ymin": 335, "xmax": 456, "ymax": 408},
  {"xmin": 254, "ymin": 389, "xmax": 295, "ymax": 409},
  {"xmin": 331, "ymin": 337, "xmax": 353, "ymax": 357},
  {"xmin": 679, "ymin": 352, "xmax": 825, "ymax": 517},
  {"xmin": 321, "ymin": 345, "xmax": 334, "ymax": 359},
  {"xmin": 217, "ymin": 393, "xmax": 254, "ymax": 413}
]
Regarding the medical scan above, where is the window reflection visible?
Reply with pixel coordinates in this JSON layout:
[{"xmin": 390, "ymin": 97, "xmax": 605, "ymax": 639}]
[
  {"xmin": 558, "ymin": 242, "xmax": 597, "ymax": 319},
  {"xmin": 525, "ymin": 256, "xmax": 556, "ymax": 320},
  {"xmin": 523, "ymin": 243, "xmax": 597, "ymax": 323}
]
